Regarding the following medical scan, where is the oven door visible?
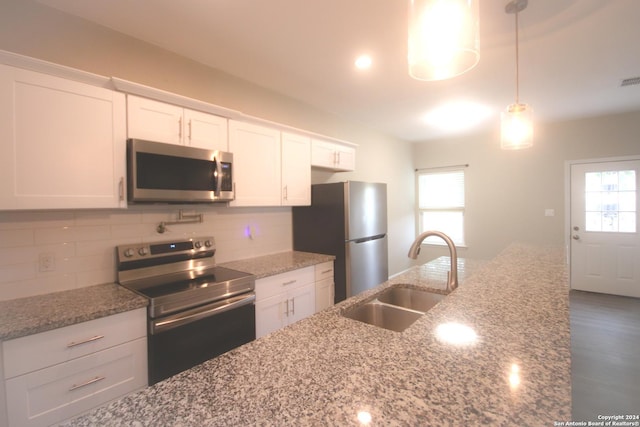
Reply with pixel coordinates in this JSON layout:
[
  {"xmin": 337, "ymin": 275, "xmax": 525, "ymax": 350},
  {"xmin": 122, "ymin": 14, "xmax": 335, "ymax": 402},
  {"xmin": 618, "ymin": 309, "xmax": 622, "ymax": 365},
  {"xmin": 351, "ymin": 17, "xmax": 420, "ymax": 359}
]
[{"xmin": 147, "ymin": 292, "xmax": 255, "ymax": 385}]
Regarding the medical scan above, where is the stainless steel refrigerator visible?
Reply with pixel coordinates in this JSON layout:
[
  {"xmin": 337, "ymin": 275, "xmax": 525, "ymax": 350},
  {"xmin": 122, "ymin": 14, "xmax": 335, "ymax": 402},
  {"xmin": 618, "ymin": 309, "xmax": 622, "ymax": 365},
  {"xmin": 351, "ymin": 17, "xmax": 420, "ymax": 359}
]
[{"xmin": 292, "ymin": 181, "xmax": 388, "ymax": 303}]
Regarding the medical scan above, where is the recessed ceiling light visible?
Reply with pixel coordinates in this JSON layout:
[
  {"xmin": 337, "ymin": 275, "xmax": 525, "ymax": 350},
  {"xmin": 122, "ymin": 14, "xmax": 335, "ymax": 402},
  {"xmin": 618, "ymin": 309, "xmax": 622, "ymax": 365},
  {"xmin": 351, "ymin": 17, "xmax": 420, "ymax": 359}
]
[
  {"xmin": 424, "ymin": 101, "xmax": 492, "ymax": 132},
  {"xmin": 355, "ymin": 55, "xmax": 372, "ymax": 70}
]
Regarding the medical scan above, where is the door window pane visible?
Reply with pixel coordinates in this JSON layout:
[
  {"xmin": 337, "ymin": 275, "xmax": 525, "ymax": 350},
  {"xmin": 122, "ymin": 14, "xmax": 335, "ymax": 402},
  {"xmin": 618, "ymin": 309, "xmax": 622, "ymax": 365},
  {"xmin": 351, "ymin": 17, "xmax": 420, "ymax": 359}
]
[{"xmin": 585, "ymin": 170, "xmax": 636, "ymax": 232}]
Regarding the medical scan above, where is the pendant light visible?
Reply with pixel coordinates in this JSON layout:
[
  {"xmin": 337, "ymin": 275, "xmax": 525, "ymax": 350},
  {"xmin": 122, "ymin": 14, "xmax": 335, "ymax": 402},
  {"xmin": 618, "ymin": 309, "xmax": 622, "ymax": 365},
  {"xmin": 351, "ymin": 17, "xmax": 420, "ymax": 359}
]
[
  {"xmin": 500, "ymin": 0, "xmax": 533, "ymax": 149},
  {"xmin": 408, "ymin": 0, "xmax": 480, "ymax": 81}
]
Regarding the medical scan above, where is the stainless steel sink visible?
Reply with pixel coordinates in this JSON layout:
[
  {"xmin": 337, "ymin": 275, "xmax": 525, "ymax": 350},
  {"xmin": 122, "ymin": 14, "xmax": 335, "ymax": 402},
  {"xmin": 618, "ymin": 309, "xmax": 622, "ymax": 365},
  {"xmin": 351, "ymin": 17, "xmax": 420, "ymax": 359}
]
[
  {"xmin": 376, "ymin": 286, "xmax": 445, "ymax": 312},
  {"xmin": 342, "ymin": 301, "xmax": 422, "ymax": 332},
  {"xmin": 342, "ymin": 286, "xmax": 446, "ymax": 332}
]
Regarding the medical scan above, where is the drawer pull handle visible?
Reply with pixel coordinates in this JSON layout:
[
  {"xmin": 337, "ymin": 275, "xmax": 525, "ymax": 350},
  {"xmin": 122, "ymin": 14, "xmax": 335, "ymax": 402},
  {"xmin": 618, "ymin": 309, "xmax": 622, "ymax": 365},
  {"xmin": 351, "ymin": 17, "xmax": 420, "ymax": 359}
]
[
  {"xmin": 67, "ymin": 335, "xmax": 105, "ymax": 348},
  {"xmin": 69, "ymin": 376, "xmax": 106, "ymax": 392},
  {"xmin": 321, "ymin": 269, "xmax": 332, "ymax": 274},
  {"xmin": 282, "ymin": 280, "xmax": 297, "ymax": 286}
]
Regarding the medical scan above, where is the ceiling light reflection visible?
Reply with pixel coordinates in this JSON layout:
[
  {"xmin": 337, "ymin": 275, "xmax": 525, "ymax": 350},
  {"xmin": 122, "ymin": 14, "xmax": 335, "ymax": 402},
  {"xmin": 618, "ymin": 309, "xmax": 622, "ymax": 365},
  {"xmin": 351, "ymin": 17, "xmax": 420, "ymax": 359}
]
[
  {"xmin": 357, "ymin": 410, "xmax": 372, "ymax": 425},
  {"xmin": 509, "ymin": 363, "xmax": 521, "ymax": 390},
  {"xmin": 435, "ymin": 322, "xmax": 478, "ymax": 346}
]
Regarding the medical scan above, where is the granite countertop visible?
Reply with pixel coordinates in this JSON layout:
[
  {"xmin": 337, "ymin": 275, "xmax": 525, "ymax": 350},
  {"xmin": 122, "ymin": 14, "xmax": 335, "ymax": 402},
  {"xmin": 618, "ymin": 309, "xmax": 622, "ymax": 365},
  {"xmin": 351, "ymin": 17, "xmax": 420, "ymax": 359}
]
[
  {"xmin": 0, "ymin": 251, "xmax": 333, "ymax": 342},
  {"xmin": 0, "ymin": 283, "xmax": 148, "ymax": 341},
  {"xmin": 62, "ymin": 243, "xmax": 571, "ymax": 426},
  {"xmin": 220, "ymin": 250, "xmax": 334, "ymax": 279}
]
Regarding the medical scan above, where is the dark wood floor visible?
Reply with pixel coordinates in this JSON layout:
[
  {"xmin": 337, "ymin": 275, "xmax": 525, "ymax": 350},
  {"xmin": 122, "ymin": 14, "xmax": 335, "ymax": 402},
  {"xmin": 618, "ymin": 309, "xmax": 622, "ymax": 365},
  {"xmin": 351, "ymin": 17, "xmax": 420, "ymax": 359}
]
[{"xmin": 570, "ymin": 290, "xmax": 640, "ymax": 421}]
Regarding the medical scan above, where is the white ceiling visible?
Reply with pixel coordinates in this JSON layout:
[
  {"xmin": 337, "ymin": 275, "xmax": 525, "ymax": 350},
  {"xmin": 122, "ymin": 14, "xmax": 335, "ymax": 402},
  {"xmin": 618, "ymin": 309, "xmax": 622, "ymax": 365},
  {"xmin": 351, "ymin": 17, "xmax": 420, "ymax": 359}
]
[{"xmin": 38, "ymin": 0, "xmax": 640, "ymax": 142}]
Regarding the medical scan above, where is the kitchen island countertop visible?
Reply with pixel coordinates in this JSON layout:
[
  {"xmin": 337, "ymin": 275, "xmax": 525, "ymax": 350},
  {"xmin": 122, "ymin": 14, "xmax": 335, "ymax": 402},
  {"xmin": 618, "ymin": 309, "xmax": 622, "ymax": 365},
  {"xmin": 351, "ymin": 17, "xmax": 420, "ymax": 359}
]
[{"xmin": 62, "ymin": 243, "xmax": 571, "ymax": 426}]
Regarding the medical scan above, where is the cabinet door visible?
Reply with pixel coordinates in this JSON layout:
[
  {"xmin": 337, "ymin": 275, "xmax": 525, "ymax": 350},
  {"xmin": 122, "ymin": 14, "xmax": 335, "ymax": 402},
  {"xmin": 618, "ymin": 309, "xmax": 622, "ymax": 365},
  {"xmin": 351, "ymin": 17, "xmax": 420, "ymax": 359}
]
[
  {"xmin": 255, "ymin": 294, "xmax": 285, "ymax": 339},
  {"xmin": 281, "ymin": 132, "xmax": 311, "ymax": 206},
  {"xmin": 310, "ymin": 139, "xmax": 337, "ymax": 169},
  {"xmin": 127, "ymin": 95, "xmax": 183, "ymax": 144},
  {"xmin": 5, "ymin": 338, "xmax": 146, "ymax": 427},
  {"xmin": 315, "ymin": 261, "xmax": 335, "ymax": 311},
  {"xmin": 287, "ymin": 282, "xmax": 315, "ymax": 325},
  {"xmin": 335, "ymin": 145, "xmax": 356, "ymax": 171},
  {"xmin": 315, "ymin": 278, "xmax": 335, "ymax": 312},
  {"xmin": 228, "ymin": 120, "xmax": 281, "ymax": 206},
  {"xmin": 183, "ymin": 108, "xmax": 228, "ymax": 151},
  {"xmin": 3, "ymin": 308, "xmax": 146, "ymax": 379},
  {"xmin": 0, "ymin": 64, "xmax": 126, "ymax": 210},
  {"xmin": 310, "ymin": 139, "xmax": 356, "ymax": 172}
]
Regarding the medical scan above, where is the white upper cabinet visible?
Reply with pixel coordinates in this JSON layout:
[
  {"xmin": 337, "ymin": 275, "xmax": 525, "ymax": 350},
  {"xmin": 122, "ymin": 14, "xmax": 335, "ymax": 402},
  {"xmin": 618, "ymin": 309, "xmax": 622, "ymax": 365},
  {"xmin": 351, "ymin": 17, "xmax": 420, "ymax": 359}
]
[
  {"xmin": 228, "ymin": 120, "xmax": 282, "ymax": 207},
  {"xmin": 311, "ymin": 138, "xmax": 356, "ymax": 171},
  {"xmin": 281, "ymin": 132, "xmax": 311, "ymax": 206},
  {"xmin": 183, "ymin": 108, "xmax": 228, "ymax": 150},
  {"xmin": 0, "ymin": 64, "xmax": 127, "ymax": 210},
  {"xmin": 127, "ymin": 95, "xmax": 228, "ymax": 151}
]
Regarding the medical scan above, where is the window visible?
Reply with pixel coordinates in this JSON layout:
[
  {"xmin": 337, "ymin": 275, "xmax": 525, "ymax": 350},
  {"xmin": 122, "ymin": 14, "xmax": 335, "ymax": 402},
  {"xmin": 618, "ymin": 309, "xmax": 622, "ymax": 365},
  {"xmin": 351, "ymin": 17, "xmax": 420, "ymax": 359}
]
[
  {"xmin": 585, "ymin": 170, "xmax": 636, "ymax": 232},
  {"xmin": 417, "ymin": 168, "xmax": 465, "ymax": 246}
]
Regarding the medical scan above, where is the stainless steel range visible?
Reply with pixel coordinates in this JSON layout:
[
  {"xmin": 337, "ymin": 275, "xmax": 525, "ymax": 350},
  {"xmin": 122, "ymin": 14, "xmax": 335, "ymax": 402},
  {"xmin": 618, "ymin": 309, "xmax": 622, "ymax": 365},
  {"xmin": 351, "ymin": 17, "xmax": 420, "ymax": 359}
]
[{"xmin": 116, "ymin": 236, "xmax": 256, "ymax": 385}]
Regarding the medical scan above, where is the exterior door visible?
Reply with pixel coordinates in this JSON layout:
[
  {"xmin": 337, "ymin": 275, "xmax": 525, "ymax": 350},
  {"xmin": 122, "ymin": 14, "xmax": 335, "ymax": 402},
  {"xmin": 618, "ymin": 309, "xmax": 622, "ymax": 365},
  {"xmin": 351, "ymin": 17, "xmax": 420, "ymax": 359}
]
[{"xmin": 570, "ymin": 159, "xmax": 640, "ymax": 297}]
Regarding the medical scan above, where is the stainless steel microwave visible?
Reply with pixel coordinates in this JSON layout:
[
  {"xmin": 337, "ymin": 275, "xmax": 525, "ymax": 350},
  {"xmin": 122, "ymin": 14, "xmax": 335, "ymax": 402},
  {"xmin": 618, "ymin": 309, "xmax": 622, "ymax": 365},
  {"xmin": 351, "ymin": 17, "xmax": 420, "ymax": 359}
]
[{"xmin": 127, "ymin": 138, "xmax": 234, "ymax": 203}]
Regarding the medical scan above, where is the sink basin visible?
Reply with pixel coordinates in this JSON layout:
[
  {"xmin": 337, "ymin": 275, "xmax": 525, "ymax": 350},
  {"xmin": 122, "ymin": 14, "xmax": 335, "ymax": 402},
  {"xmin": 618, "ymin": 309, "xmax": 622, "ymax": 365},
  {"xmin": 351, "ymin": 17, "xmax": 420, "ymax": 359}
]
[
  {"xmin": 343, "ymin": 301, "xmax": 422, "ymax": 332},
  {"xmin": 341, "ymin": 286, "xmax": 447, "ymax": 332},
  {"xmin": 376, "ymin": 287, "xmax": 445, "ymax": 312}
]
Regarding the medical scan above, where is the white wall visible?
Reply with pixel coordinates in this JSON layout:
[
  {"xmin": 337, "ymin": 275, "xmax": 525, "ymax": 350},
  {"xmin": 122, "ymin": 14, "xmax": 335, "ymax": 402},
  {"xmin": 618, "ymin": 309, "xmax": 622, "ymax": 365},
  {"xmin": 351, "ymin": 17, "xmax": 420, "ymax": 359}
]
[
  {"xmin": 412, "ymin": 110, "xmax": 640, "ymax": 262},
  {"xmin": 0, "ymin": 1, "xmax": 415, "ymax": 300}
]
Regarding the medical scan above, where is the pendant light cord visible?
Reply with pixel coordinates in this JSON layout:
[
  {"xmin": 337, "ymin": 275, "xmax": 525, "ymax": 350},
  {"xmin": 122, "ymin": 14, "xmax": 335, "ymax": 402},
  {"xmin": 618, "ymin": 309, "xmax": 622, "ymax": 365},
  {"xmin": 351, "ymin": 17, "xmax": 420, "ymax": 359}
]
[{"xmin": 515, "ymin": 9, "xmax": 520, "ymax": 105}]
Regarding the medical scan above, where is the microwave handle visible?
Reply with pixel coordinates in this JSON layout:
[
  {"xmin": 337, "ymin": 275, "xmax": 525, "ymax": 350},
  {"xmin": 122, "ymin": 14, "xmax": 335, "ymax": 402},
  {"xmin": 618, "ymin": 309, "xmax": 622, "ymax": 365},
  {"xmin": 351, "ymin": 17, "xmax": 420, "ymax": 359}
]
[{"xmin": 213, "ymin": 157, "xmax": 221, "ymax": 197}]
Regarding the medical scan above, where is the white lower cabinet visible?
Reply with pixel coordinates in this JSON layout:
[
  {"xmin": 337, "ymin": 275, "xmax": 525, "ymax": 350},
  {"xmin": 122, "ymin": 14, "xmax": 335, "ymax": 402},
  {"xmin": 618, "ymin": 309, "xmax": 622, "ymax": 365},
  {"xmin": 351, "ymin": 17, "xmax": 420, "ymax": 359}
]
[
  {"xmin": 255, "ymin": 267, "xmax": 316, "ymax": 338},
  {"xmin": 315, "ymin": 261, "xmax": 335, "ymax": 311},
  {"xmin": 1, "ymin": 308, "xmax": 147, "ymax": 427}
]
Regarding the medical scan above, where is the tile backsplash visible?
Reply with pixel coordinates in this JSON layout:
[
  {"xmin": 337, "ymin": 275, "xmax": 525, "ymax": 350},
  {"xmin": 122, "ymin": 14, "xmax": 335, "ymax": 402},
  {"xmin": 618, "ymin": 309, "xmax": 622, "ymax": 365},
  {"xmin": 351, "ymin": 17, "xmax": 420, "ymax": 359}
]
[{"xmin": 0, "ymin": 205, "xmax": 293, "ymax": 301}]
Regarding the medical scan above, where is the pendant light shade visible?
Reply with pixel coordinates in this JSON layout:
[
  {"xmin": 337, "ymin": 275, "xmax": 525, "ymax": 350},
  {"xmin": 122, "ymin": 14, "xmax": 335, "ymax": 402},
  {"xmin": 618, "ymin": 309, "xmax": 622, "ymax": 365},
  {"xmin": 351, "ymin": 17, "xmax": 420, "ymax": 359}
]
[
  {"xmin": 501, "ymin": 103, "xmax": 533, "ymax": 149},
  {"xmin": 500, "ymin": 0, "xmax": 533, "ymax": 149},
  {"xmin": 408, "ymin": 0, "xmax": 480, "ymax": 81}
]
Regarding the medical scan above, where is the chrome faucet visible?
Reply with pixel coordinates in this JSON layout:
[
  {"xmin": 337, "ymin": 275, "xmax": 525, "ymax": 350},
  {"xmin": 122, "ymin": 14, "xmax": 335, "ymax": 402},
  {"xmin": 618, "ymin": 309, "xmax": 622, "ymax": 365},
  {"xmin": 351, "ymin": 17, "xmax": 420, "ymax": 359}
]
[{"xmin": 407, "ymin": 230, "xmax": 458, "ymax": 292}]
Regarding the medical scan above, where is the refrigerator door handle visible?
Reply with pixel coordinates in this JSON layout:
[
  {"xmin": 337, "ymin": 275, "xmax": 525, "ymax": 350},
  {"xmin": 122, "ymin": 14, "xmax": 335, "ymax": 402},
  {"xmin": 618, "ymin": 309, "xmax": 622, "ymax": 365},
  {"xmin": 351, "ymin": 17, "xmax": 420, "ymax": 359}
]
[{"xmin": 352, "ymin": 234, "xmax": 386, "ymax": 244}]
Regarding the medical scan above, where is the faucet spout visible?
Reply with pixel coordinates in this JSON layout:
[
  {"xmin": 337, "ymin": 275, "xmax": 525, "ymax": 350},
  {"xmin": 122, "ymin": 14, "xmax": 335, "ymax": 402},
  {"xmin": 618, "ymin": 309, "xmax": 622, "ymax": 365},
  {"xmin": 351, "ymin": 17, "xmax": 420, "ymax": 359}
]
[{"xmin": 407, "ymin": 230, "xmax": 458, "ymax": 292}]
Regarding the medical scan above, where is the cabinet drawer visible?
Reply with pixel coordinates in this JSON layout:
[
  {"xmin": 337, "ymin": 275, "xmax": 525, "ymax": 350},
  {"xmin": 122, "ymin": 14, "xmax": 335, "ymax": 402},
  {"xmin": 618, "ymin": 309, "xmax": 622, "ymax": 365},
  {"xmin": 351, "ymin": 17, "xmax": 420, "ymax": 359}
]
[
  {"xmin": 255, "ymin": 267, "xmax": 314, "ymax": 301},
  {"xmin": 3, "ymin": 308, "xmax": 146, "ymax": 379},
  {"xmin": 5, "ymin": 337, "xmax": 147, "ymax": 427},
  {"xmin": 315, "ymin": 261, "xmax": 334, "ymax": 281}
]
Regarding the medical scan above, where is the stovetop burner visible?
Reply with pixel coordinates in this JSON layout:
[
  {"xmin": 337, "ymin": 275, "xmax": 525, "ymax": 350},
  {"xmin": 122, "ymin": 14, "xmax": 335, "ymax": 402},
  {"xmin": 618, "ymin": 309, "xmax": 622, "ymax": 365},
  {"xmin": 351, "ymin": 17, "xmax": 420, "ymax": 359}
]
[{"xmin": 116, "ymin": 236, "xmax": 255, "ymax": 318}]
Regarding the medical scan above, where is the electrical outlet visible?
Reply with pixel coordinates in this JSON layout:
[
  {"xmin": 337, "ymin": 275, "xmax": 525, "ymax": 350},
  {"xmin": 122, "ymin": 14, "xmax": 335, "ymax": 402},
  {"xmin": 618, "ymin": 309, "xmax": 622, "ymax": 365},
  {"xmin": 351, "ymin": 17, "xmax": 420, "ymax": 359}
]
[{"xmin": 39, "ymin": 253, "xmax": 56, "ymax": 272}]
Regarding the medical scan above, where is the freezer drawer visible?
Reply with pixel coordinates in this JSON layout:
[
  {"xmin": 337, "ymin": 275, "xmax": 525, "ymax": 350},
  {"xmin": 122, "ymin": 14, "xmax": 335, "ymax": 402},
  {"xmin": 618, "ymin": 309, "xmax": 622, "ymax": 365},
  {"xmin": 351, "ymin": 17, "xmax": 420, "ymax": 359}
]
[{"xmin": 346, "ymin": 235, "xmax": 389, "ymax": 297}]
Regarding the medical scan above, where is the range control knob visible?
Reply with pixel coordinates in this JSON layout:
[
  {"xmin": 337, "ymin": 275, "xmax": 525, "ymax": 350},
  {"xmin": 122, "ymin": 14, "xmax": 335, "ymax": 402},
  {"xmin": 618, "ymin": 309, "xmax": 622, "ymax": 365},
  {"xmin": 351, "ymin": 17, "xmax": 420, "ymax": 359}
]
[
  {"xmin": 138, "ymin": 247, "xmax": 149, "ymax": 256},
  {"xmin": 124, "ymin": 248, "xmax": 135, "ymax": 258},
  {"xmin": 194, "ymin": 241, "xmax": 203, "ymax": 249},
  {"xmin": 204, "ymin": 240, "xmax": 213, "ymax": 248}
]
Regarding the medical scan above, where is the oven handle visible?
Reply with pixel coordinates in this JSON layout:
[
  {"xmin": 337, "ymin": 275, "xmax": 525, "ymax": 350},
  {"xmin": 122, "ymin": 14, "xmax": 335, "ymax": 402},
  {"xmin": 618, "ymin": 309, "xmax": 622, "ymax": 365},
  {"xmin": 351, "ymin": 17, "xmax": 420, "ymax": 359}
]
[{"xmin": 150, "ymin": 292, "xmax": 255, "ymax": 335}]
